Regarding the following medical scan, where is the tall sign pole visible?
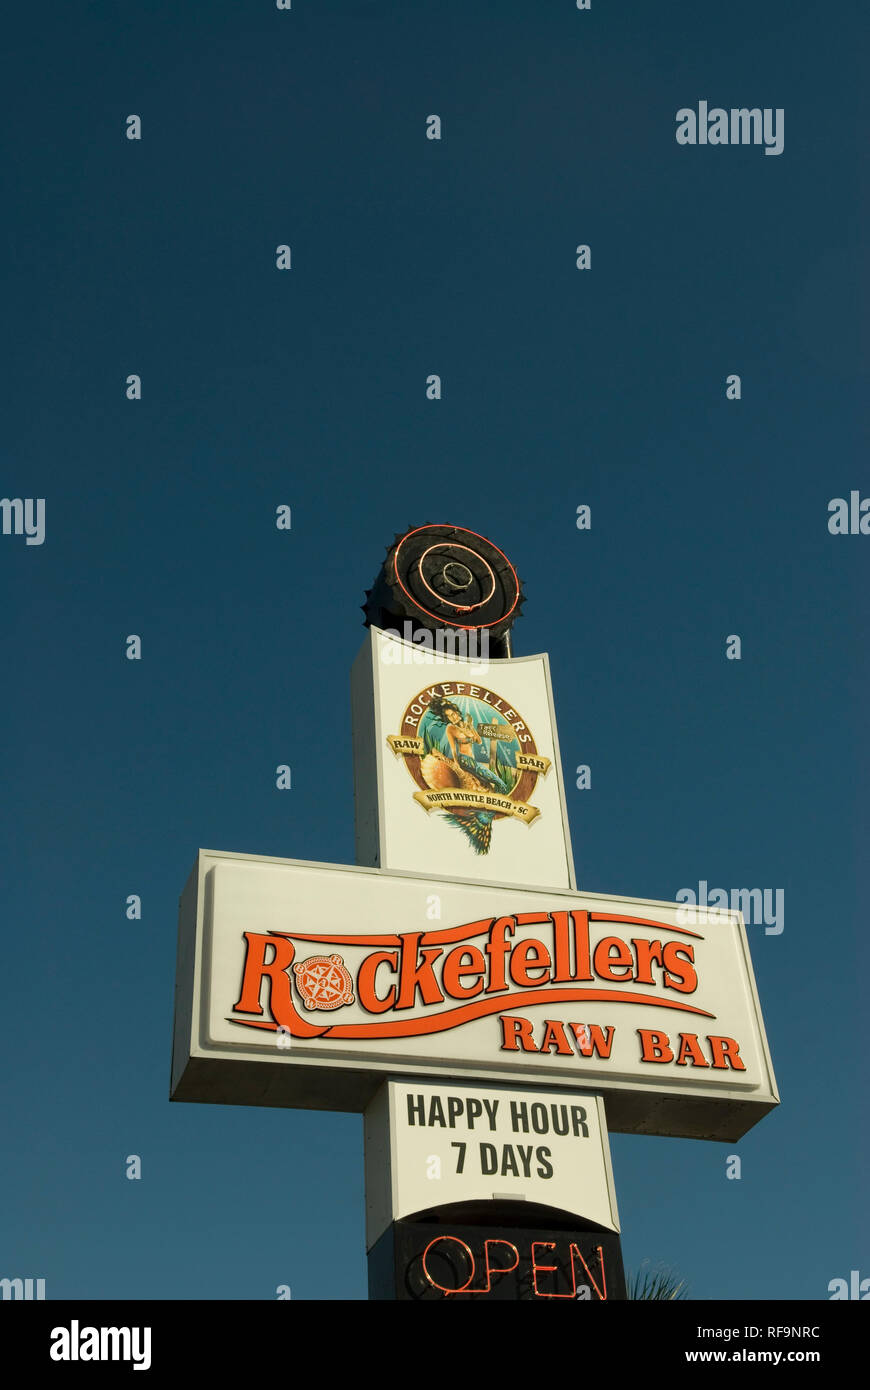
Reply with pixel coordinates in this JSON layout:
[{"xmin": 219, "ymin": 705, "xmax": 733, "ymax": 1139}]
[{"xmin": 170, "ymin": 523, "xmax": 779, "ymax": 1301}]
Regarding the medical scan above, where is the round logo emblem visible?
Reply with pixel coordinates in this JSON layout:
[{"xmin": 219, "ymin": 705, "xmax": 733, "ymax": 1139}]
[
  {"xmin": 292, "ymin": 954, "xmax": 355, "ymax": 1011},
  {"xmin": 387, "ymin": 682, "xmax": 551, "ymax": 856}
]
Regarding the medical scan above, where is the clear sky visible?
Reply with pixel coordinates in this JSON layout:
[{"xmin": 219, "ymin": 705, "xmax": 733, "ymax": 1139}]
[{"xmin": 2, "ymin": 0, "xmax": 867, "ymax": 1301}]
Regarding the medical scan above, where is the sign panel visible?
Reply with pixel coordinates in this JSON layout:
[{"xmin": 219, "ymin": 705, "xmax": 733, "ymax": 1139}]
[
  {"xmin": 351, "ymin": 627, "xmax": 576, "ymax": 889},
  {"xmin": 170, "ymin": 850, "xmax": 779, "ymax": 1140},
  {"xmin": 367, "ymin": 1219, "xmax": 626, "ymax": 1301},
  {"xmin": 364, "ymin": 1081, "xmax": 619, "ymax": 1250}
]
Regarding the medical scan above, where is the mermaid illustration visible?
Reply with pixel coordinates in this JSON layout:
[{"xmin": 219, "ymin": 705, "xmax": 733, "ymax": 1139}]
[{"xmin": 419, "ymin": 695, "xmax": 513, "ymax": 854}]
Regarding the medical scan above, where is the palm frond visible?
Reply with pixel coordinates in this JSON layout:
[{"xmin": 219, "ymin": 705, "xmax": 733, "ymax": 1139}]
[{"xmin": 627, "ymin": 1262, "xmax": 689, "ymax": 1300}]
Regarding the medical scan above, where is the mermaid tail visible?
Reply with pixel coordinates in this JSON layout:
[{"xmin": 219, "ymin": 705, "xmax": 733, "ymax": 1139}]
[
  {"xmin": 445, "ymin": 808, "xmax": 495, "ymax": 854},
  {"xmin": 418, "ymin": 749, "xmax": 506, "ymax": 855}
]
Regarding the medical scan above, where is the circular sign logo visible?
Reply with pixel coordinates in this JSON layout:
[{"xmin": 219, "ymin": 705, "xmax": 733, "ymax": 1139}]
[
  {"xmin": 387, "ymin": 682, "xmax": 551, "ymax": 855},
  {"xmin": 292, "ymin": 954, "xmax": 355, "ymax": 1011}
]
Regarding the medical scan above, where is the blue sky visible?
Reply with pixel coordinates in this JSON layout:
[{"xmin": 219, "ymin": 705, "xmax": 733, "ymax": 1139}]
[{"xmin": 1, "ymin": 0, "xmax": 867, "ymax": 1300}]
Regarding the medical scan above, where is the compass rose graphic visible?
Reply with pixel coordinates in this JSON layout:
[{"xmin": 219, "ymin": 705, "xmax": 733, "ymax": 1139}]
[{"xmin": 292, "ymin": 954, "xmax": 355, "ymax": 1011}]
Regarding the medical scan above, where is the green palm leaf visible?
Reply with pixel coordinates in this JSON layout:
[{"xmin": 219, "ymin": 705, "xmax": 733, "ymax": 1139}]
[{"xmin": 627, "ymin": 1262, "xmax": 689, "ymax": 1300}]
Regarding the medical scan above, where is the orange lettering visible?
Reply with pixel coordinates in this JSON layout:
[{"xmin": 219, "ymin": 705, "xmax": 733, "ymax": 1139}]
[
  {"xmin": 499, "ymin": 1015, "xmax": 538, "ymax": 1052},
  {"xmin": 675, "ymin": 1032, "xmax": 709, "ymax": 1067},
  {"xmin": 421, "ymin": 1236, "xmax": 475, "ymax": 1295},
  {"xmin": 233, "ymin": 933, "xmax": 295, "ymax": 1023},
  {"xmin": 632, "ymin": 938, "xmax": 664, "ymax": 985},
  {"xmin": 509, "ymin": 939, "xmax": 552, "ymax": 987},
  {"xmin": 638, "ymin": 1028, "xmax": 674, "ymax": 1062},
  {"xmin": 708, "ymin": 1035, "xmax": 746, "ymax": 1070},
  {"xmin": 395, "ymin": 935, "xmax": 444, "ymax": 1010},
  {"xmin": 441, "ymin": 945, "xmax": 486, "ymax": 1000},
  {"xmin": 593, "ymin": 936, "xmax": 634, "ymax": 982},
  {"xmin": 356, "ymin": 950, "xmax": 398, "ymax": 1013},
  {"xmin": 662, "ymin": 941, "xmax": 697, "ymax": 993},
  {"xmin": 569, "ymin": 1022, "xmax": 614, "ymax": 1058},
  {"xmin": 540, "ymin": 1019, "xmax": 574, "ymax": 1055},
  {"xmin": 483, "ymin": 1239, "xmax": 519, "ymax": 1291}
]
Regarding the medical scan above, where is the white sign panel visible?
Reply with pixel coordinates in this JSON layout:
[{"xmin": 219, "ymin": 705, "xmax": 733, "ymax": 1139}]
[
  {"xmin": 364, "ymin": 1081, "xmax": 619, "ymax": 1250},
  {"xmin": 351, "ymin": 627, "xmax": 576, "ymax": 890},
  {"xmin": 170, "ymin": 849, "xmax": 779, "ymax": 1140}
]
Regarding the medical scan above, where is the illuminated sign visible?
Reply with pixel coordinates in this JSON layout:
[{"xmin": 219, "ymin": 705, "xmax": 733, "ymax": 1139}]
[
  {"xmin": 368, "ymin": 1219, "xmax": 626, "ymax": 1301},
  {"xmin": 364, "ymin": 1082, "xmax": 619, "ymax": 1249},
  {"xmin": 170, "ymin": 850, "xmax": 779, "ymax": 1140},
  {"xmin": 352, "ymin": 629, "xmax": 576, "ymax": 889}
]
